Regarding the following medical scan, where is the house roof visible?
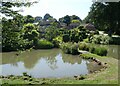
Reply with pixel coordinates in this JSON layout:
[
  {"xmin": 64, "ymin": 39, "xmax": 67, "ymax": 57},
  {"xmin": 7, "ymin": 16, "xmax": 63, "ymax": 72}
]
[{"xmin": 84, "ymin": 23, "xmax": 96, "ymax": 31}]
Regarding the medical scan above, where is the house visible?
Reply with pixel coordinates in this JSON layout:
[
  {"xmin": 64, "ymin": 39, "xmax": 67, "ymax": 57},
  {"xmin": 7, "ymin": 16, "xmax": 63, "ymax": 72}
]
[
  {"xmin": 39, "ymin": 19, "xmax": 59, "ymax": 33},
  {"xmin": 69, "ymin": 22, "xmax": 80, "ymax": 29},
  {"xmin": 34, "ymin": 16, "xmax": 42, "ymax": 23},
  {"xmin": 84, "ymin": 23, "xmax": 96, "ymax": 31},
  {"xmin": 60, "ymin": 23, "xmax": 67, "ymax": 28}
]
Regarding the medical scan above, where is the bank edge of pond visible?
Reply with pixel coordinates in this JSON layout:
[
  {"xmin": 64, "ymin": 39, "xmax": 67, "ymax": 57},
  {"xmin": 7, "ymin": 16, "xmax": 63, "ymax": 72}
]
[{"xmin": 0, "ymin": 53, "xmax": 118, "ymax": 85}]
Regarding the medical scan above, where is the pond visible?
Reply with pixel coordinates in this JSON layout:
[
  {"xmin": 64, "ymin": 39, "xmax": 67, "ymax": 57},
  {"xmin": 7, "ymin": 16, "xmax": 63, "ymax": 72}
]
[{"xmin": 0, "ymin": 49, "xmax": 103, "ymax": 78}]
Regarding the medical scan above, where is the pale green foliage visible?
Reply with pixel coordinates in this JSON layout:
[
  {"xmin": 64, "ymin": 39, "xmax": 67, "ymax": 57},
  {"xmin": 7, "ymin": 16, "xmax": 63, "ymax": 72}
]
[{"xmin": 71, "ymin": 20, "xmax": 80, "ymax": 23}]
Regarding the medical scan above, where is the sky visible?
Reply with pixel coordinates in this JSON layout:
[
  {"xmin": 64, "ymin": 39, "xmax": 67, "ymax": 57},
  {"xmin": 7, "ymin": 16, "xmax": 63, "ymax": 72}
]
[{"xmin": 20, "ymin": 0, "xmax": 93, "ymax": 20}]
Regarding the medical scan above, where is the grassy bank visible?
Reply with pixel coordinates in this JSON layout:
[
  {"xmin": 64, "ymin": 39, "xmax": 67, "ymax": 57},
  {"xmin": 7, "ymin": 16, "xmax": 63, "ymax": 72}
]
[{"xmin": 1, "ymin": 53, "xmax": 118, "ymax": 85}]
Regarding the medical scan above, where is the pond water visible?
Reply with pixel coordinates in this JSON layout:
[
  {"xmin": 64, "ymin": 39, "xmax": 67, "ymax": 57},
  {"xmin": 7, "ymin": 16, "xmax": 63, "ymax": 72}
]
[
  {"xmin": 0, "ymin": 44, "xmax": 119, "ymax": 78},
  {"xmin": 0, "ymin": 49, "xmax": 103, "ymax": 78}
]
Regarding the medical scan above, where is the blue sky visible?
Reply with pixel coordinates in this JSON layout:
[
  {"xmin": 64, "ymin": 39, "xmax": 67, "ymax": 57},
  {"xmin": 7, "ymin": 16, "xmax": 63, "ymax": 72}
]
[{"xmin": 20, "ymin": 0, "xmax": 93, "ymax": 20}]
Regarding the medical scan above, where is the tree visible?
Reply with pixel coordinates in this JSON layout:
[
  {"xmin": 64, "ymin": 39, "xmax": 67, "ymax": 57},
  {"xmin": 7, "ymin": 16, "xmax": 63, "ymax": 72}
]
[
  {"xmin": 84, "ymin": 2, "xmax": 120, "ymax": 35},
  {"xmin": 24, "ymin": 15, "xmax": 35, "ymax": 24},
  {"xmin": 1, "ymin": 1, "xmax": 38, "ymax": 51},
  {"xmin": 45, "ymin": 25, "xmax": 60, "ymax": 41},
  {"xmin": 2, "ymin": 17, "xmax": 29, "ymax": 51},
  {"xmin": 71, "ymin": 15, "xmax": 81, "ymax": 21},
  {"xmin": 63, "ymin": 15, "xmax": 71, "ymax": 26},
  {"xmin": 44, "ymin": 13, "xmax": 53, "ymax": 21},
  {"xmin": 22, "ymin": 23, "xmax": 39, "ymax": 41},
  {"xmin": 1, "ymin": 1, "xmax": 37, "ymax": 17}
]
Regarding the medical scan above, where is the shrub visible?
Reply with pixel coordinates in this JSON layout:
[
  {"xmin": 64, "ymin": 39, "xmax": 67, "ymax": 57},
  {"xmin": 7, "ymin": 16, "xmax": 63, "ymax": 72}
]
[
  {"xmin": 94, "ymin": 30, "xmax": 99, "ymax": 35},
  {"xmin": 63, "ymin": 34, "xmax": 70, "ymax": 42},
  {"xmin": 90, "ymin": 35, "xmax": 114, "ymax": 45},
  {"xmin": 70, "ymin": 43, "xmax": 79, "ymax": 55},
  {"xmin": 79, "ymin": 36, "xmax": 83, "ymax": 42},
  {"xmin": 78, "ymin": 25, "xmax": 84, "ymax": 30},
  {"xmin": 89, "ymin": 46, "xmax": 95, "ymax": 53},
  {"xmin": 91, "ymin": 35, "xmax": 102, "ymax": 44},
  {"xmin": 93, "ymin": 47, "xmax": 107, "ymax": 56},
  {"xmin": 74, "ymin": 35, "xmax": 79, "ymax": 43},
  {"xmin": 70, "ymin": 33, "xmax": 75, "ymax": 42},
  {"xmin": 78, "ymin": 42, "xmax": 107, "ymax": 56},
  {"xmin": 60, "ymin": 42, "xmax": 79, "ymax": 55},
  {"xmin": 60, "ymin": 43, "xmax": 71, "ymax": 54},
  {"xmin": 36, "ymin": 39, "xmax": 54, "ymax": 49},
  {"xmin": 101, "ymin": 35, "xmax": 113, "ymax": 44},
  {"xmin": 53, "ymin": 36, "xmax": 63, "ymax": 48},
  {"xmin": 61, "ymin": 42, "xmax": 107, "ymax": 56},
  {"xmin": 83, "ymin": 38, "xmax": 89, "ymax": 43},
  {"xmin": 112, "ymin": 37, "xmax": 120, "ymax": 45},
  {"xmin": 78, "ymin": 42, "xmax": 89, "ymax": 51},
  {"xmin": 31, "ymin": 30, "xmax": 39, "ymax": 37}
]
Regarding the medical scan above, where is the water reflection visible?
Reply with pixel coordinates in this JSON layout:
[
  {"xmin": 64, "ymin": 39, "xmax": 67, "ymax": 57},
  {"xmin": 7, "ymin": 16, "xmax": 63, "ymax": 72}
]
[
  {"xmin": 0, "ymin": 49, "xmax": 103, "ymax": 78},
  {"xmin": 1, "ymin": 49, "xmax": 59, "ymax": 69},
  {"xmin": 61, "ymin": 52, "xmax": 82, "ymax": 64}
]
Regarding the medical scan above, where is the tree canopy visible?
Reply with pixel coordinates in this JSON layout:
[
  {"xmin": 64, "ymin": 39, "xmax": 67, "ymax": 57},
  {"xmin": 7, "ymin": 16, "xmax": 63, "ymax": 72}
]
[
  {"xmin": 84, "ymin": 2, "xmax": 120, "ymax": 35},
  {"xmin": 1, "ymin": 1, "xmax": 38, "ymax": 17},
  {"xmin": 59, "ymin": 15, "xmax": 81, "ymax": 26}
]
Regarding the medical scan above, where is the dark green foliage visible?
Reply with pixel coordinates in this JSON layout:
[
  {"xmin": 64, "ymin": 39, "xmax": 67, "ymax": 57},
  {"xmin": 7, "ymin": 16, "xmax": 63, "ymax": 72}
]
[
  {"xmin": 84, "ymin": 2, "xmax": 120, "ymax": 35},
  {"xmin": 79, "ymin": 75, "xmax": 86, "ymax": 80},
  {"xmin": 74, "ymin": 35, "xmax": 80, "ymax": 43},
  {"xmin": 59, "ymin": 15, "xmax": 81, "ymax": 26},
  {"xmin": 63, "ymin": 15, "xmax": 71, "ymax": 26},
  {"xmin": 2, "ymin": 17, "xmax": 30, "ymax": 51},
  {"xmin": 24, "ymin": 15, "xmax": 35, "ymax": 24},
  {"xmin": 94, "ymin": 30, "xmax": 99, "ymax": 35},
  {"xmin": 44, "ymin": 13, "xmax": 53, "ymax": 20},
  {"xmin": 89, "ymin": 46, "xmax": 95, "ymax": 53},
  {"xmin": 70, "ymin": 43, "xmax": 79, "ymax": 55},
  {"xmin": 78, "ymin": 25, "xmax": 84, "ymax": 30},
  {"xmin": 111, "ymin": 37, "xmax": 120, "ymax": 45},
  {"xmin": 71, "ymin": 15, "xmax": 81, "ymax": 21},
  {"xmin": 63, "ymin": 34, "xmax": 70, "ymax": 42},
  {"xmin": 81, "ymin": 29, "xmax": 88, "ymax": 39},
  {"xmin": 31, "ymin": 30, "xmax": 39, "ymax": 38},
  {"xmin": 36, "ymin": 39, "xmax": 54, "ymax": 49},
  {"xmin": 70, "ymin": 33, "xmax": 75, "ymax": 42},
  {"xmin": 79, "ymin": 36, "xmax": 83, "ymax": 42}
]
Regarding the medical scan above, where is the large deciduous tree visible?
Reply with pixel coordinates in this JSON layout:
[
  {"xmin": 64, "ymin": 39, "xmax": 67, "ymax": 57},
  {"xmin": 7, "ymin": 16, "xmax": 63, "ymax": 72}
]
[
  {"xmin": 84, "ymin": 2, "xmax": 120, "ymax": 35},
  {"xmin": 1, "ymin": 1, "xmax": 38, "ymax": 51}
]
